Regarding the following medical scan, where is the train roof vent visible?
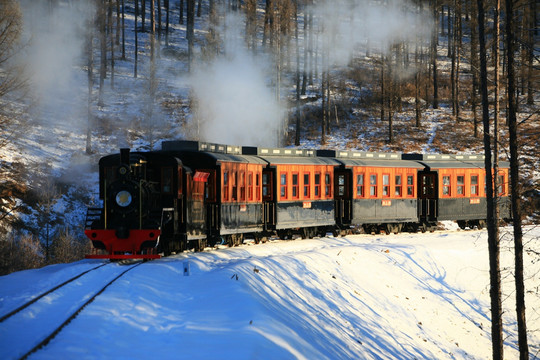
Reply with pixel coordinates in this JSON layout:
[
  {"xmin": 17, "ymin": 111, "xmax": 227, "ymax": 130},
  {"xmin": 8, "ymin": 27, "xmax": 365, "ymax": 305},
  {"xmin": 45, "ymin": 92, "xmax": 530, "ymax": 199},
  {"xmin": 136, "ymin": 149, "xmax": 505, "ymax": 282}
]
[
  {"xmin": 162, "ymin": 140, "xmax": 242, "ymax": 155},
  {"xmin": 243, "ymin": 147, "xmax": 316, "ymax": 157},
  {"xmin": 317, "ymin": 149, "xmax": 401, "ymax": 159},
  {"xmin": 402, "ymin": 153, "xmax": 485, "ymax": 161}
]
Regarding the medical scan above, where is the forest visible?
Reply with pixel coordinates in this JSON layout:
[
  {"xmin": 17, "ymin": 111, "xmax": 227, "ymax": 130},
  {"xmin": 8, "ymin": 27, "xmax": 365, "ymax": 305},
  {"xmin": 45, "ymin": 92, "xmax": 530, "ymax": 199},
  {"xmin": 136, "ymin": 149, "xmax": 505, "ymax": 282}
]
[{"xmin": 0, "ymin": 0, "xmax": 537, "ymax": 288}]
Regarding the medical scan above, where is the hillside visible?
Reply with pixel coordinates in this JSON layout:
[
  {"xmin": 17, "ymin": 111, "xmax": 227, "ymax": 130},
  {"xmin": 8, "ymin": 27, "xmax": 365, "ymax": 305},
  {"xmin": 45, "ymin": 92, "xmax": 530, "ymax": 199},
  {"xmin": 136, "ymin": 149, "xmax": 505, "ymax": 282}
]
[{"xmin": 0, "ymin": 0, "xmax": 538, "ymax": 264}]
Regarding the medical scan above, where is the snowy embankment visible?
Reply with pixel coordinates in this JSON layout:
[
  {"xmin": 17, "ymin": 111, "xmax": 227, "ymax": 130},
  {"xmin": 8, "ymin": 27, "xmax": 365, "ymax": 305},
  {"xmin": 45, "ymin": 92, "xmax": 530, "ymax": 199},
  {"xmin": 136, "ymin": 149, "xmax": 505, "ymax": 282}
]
[{"xmin": 1, "ymin": 225, "xmax": 539, "ymax": 360}]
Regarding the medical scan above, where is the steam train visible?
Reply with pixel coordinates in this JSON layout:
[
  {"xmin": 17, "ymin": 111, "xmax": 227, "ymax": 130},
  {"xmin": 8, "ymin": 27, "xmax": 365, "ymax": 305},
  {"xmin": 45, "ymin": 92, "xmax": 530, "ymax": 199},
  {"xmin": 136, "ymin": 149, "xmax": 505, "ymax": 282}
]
[{"xmin": 84, "ymin": 140, "xmax": 511, "ymax": 259}]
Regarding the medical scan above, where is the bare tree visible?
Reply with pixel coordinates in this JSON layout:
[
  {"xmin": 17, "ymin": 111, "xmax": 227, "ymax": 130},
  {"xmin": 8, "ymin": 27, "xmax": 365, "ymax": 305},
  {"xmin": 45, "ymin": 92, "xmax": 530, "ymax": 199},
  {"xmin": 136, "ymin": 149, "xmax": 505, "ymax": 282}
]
[
  {"xmin": 98, "ymin": 0, "xmax": 107, "ymax": 106},
  {"xmin": 36, "ymin": 174, "xmax": 62, "ymax": 263},
  {"xmin": 50, "ymin": 229, "xmax": 90, "ymax": 264},
  {"xmin": 469, "ymin": 0, "xmax": 480, "ymax": 137},
  {"xmin": 86, "ymin": 6, "xmax": 95, "ymax": 155},
  {"xmin": 294, "ymin": 0, "xmax": 301, "ymax": 146},
  {"xmin": 431, "ymin": 0, "xmax": 439, "ymax": 109},
  {"xmin": 187, "ymin": 0, "xmax": 195, "ymax": 70},
  {"xmin": 263, "ymin": 0, "xmax": 275, "ymax": 47},
  {"xmin": 0, "ymin": 0, "xmax": 26, "ymax": 138},
  {"xmin": 0, "ymin": 234, "xmax": 43, "ymax": 275},
  {"xmin": 245, "ymin": 0, "xmax": 258, "ymax": 51},
  {"xmin": 134, "ymin": 0, "xmax": 139, "ymax": 77},
  {"xmin": 505, "ymin": 0, "xmax": 529, "ymax": 357},
  {"xmin": 477, "ymin": 1, "xmax": 503, "ymax": 359}
]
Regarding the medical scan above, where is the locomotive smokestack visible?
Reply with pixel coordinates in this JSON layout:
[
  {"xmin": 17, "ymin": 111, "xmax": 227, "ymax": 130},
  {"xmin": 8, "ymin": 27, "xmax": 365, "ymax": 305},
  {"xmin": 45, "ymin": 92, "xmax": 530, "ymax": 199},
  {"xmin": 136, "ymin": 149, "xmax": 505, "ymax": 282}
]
[{"xmin": 120, "ymin": 148, "xmax": 131, "ymax": 165}]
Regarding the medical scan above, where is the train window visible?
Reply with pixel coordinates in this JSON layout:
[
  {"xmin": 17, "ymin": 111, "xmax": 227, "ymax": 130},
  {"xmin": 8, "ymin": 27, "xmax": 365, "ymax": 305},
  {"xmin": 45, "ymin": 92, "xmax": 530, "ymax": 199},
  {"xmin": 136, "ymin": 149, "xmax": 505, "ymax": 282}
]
[
  {"xmin": 442, "ymin": 175, "xmax": 451, "ymax": 196},
  {"xmin": 248, "ymin": 172, "xmax": 253, "ymax": 201},
  {"xmin": 240, "ymin": 171, "xmax": 246, "ymax": 201},
  {"xmin": 338, "ymin": 174, "xmax": 345, "ymax": 196},
  {"xmin": 382, "ymin": 174, "xmax": 390, "ymax": 197},
  {"xmin": 280, "ymin": 173, "xmax": 287, "ymax": 199},
  {"xmin": 292, "ymin": 173, "xmax": 299, "ymax": 199},
  {"xmin": 471, "ymin": 175, "xmax": 479, "ymax": 196},
  {"xmin": 223, "ymin": 171, "xmax": 229, "ymax": 201},
  {"xmin": 395, "ymin": 175, "xmax": 402, "ymax": 197},
  {"xmin": 422, "ymin": 175, "xmax": 436, "ymax": 196},
  {"xmin": 304, "ymin": 173, "xmax": 310, "ymax": 197},
  {"xmin": 356, "ymin": 174, "xmax": 365, "ymax": 198},
  {"xmin": 256, "ymin": 173, "xmax": 261, "ymax": 201},
  {"xmin": 325, "ymin": 174, "xmax": 332, "ymax": 197},
  {"xmin": 407, "ymin": 174, "xmax": 414, "ymax": 196},
  {"xmin": 498, "ymin": 174, "xmax": 505, "ymax": 195},
  {"xmin": 315, "ymin": 173, "xmax": 321, "ymax": 198},
  {"xmin": 457, "ymin": 175, "xmax": 465, "ymax": 196},
  {"xmin": 370, "ymin": 174, "xmax": 377, "ymax": 197},
  {"xmin": 262, "ymin": 173, "xmax": 271, "ymax": 200},
  {"xmin": 161, "ymin": 167, "xmax": 173, "ymax": 194},
  {"xmin": 232, "ymin": 172, "xmax": 238, "ymax": 201}
]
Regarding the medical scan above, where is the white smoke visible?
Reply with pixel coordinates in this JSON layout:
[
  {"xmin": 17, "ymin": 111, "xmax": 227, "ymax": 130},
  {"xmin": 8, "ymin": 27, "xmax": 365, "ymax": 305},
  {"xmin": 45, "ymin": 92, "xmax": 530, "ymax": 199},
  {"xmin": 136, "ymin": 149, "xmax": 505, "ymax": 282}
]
[
  {"xmin": 312, "ymin": 0, "xmax": 434, "ymax": 67},
  {"xmin": 189, "ymin": 12, "xmax": 284, "ymax": 148},
  {"xmin": 19, "ymin": 0, "xmax": 94, "ymax": 129},
  {"xmin": 188, "ymin": 1, "xmax": 432, "ymax": 147}
]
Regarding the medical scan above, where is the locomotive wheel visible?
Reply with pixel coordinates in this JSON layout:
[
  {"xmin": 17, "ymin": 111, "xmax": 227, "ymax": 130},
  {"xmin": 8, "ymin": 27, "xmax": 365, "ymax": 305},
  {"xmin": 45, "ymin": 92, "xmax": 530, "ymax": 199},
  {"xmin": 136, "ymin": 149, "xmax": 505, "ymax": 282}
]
[
  {"xmin": 253, "ymin": 234, "xmax": 261, "ymax": 244},
  {"xmin": 457, "ymin": 221, "xmax": 467, "ymax": 230},
  {"xmin": 195, "ymin": 239, "xmax": 207, "ymax": 252},
  {"xmin": 386, "ymin": 224, "xmax": 400, "ymax": 234},
  {"xmin": 228, "ymin": 234, "xmax": 243, "ymax": 246},
  {"xmin": 277, "ymin": 230, "xmax": 292, "ymax": 240},
  {"xmin": 409, "ymin": 223, "xmax": 419, "ymax": 233},
  {"xmin": 302, "ymin": 227, "xmax": 317, "ymax": 239}
]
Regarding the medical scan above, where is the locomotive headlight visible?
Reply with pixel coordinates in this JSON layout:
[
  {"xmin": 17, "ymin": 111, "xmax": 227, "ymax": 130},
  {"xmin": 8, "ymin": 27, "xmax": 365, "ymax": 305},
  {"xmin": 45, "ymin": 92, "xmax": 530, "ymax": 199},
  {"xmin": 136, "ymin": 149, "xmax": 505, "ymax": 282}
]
[{"xmin": 115, "ymin": 191, "xmax": 133, "ymax": 207}]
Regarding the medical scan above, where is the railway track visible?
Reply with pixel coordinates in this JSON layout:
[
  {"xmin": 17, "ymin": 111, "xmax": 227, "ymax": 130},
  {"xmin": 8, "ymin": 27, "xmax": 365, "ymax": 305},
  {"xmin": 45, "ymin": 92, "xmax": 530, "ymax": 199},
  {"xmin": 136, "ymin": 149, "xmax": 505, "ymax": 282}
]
[{"xmin": 0, "ymin": 262, "xmax": 143, "ymax": 360}]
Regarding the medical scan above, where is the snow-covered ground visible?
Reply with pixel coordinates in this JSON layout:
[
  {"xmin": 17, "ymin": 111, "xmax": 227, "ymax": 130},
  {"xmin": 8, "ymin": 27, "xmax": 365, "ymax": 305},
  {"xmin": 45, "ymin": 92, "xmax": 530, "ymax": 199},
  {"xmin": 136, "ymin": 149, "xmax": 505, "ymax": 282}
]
[{"xmin": 1, "ymin": 224, "xmax": 539, "ymax": 360}]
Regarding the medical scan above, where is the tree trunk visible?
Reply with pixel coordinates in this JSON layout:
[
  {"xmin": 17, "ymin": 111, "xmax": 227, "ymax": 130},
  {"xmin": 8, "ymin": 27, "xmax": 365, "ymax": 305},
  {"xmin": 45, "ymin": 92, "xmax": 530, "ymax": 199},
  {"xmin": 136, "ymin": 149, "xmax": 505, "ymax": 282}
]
[
  {"xmin": 142, "ymin": 0, "xmax": 146, "ymax": 31},
  {"xmin": 321, "ymin": 69, "xmax": 326, "ymax": 145},
  {"xmin": 450, "ymin": 1, "xmax": 456, "ymax": 116},
  {"xmin": 294, "ymin": 0, "xmax": 300, "ymax": 146},
  {"xmin": 179, "ymin": 0, "xmax": 183, "ymax": 25},
  {"xmin": 263, "ymin": 0, "xmax": 274, "ymax": 48},
  {"xmin": 165, "ymin": 0, "xmax": 169, "ymax": 45},
  {"xmin": 526, "ymin": 1, "xmax": 534, "ymax": 105},
  {"xmin": 477, "ymin": 1, "xmax": 503, "ymax": 359},
  {"xmin": 98, "ymin": 0, "xmax": 107, "ymax": 106},
  {"xmin": 157, "ymin": 0, "xmax": 162, "ymax": 38},
  {"xmin": 109, "ymin": 0, "xmax": 114, "ymax": 89},
  {"xmin": 380, "ymin": 57, "xmax": 385, "ymax": 123},
  {"xmin": 86, "ymin": 12, "xmax": 94, "ymax": 155},
  {"xmin": 415, "ymin": 48, "xmax": 421, "ymax": 127},
  {"xmin": 505, "ymin": 0, "xmax": 529, "ymax": 358},
  {"xmin": 493, "ymin": 0, "xmax": 500, "ymax": 234},
  {"xmin": 470, "ymin": 0, "xmax": 479, "ymax": 137},
  {"xmin": 455, "ymin": 0, "xmax": 461, "ymax": 120},
  {"xmin": 134, "ymin": 0, "xmax": 139, "ymax": 77},
  {"xmin": 121, "ymin": 0, "xmax": 126, "ymax": 60},
  {"xmin": 187, "ymin": 0, "xmax": 195, "ymax": 70},
  {"xmin": 431, "ymin": 0, "xmax": 439, "ymax": 109}
]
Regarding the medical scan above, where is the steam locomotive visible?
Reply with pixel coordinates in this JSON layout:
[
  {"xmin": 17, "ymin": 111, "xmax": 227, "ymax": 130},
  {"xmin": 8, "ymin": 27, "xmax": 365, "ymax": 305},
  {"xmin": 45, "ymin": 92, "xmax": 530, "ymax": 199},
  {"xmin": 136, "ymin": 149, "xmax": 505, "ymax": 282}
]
[{"xmin": 84, "ymin": 140, "xmax": 511, "ymax": 259}]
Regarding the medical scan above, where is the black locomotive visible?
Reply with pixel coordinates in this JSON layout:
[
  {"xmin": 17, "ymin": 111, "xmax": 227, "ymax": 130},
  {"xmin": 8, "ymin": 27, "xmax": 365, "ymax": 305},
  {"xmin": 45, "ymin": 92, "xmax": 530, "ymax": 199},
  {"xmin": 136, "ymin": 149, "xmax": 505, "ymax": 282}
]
[{"xmin": 85, "ymin": 140, "xmax": 511, "ymax": 259}]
